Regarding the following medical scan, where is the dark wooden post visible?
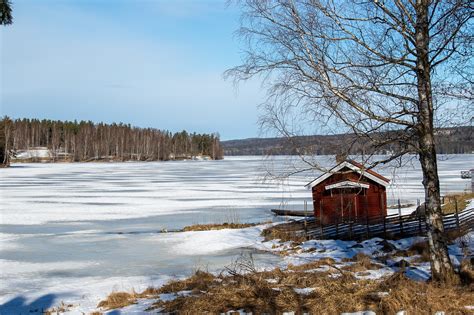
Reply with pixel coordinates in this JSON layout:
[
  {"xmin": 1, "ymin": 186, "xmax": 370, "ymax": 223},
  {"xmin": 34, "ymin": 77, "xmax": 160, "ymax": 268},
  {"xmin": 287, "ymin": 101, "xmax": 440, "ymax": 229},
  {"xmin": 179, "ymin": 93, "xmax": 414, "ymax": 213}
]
[
  {"xmin": 379, "ymin": 194, "xmax": 384, "ymax": 238},
  {"xmin": 365, "ymin": 210, "xmax": 370, "ymax": 239},
  {"xmin": 417, "ymin": 199, "xmax": 422, "ymax": 235},
  {"xmin": 348, "ymin": 197, "xmax": 352, "ymax": 240},
  {"xmin": 398, "ymin": 199, "xmax": 403, "ymax": 236},
  {"xmin": 304, "ymin": 200, "xmax": 308, "ymax": 240},
  {"xmin": 455, "ymin": 197, "xmax": 460, "ymax": 230},
  {"xmin": 319, "ymin": 200, "xmax": 324, "ymax": 238},
  {"xmin": 349, "ymin": 221, "xmax": 353, "ymax": 240},
  {"xmin": 362, "ymin": 194, "xmax": 368, "ymax": 238}
]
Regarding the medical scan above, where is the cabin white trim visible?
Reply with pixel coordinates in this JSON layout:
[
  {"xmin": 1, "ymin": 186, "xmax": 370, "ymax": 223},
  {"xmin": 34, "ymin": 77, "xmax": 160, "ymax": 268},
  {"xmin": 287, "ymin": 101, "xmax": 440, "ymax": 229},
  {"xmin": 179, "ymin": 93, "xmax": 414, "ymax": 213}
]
[
  {"xmin": 325, "ymin": 181, "xmax": 370, "ymax": 190},
  {"xmin": 305, "ymin": 161, "xmax": 390, "ymax": 189}
]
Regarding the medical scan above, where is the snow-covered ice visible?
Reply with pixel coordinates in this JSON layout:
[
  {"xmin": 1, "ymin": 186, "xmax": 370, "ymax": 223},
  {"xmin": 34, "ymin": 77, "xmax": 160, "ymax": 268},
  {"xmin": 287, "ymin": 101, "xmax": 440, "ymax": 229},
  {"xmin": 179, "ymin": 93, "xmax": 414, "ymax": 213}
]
[{"xmin": 0, "ymin": 155, "xmax": 473, "ymax": 314}]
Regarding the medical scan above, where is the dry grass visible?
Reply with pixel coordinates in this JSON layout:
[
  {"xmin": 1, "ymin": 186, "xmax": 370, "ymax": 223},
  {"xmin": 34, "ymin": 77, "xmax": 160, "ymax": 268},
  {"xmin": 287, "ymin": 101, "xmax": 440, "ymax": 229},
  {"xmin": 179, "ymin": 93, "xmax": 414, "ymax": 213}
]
[
  {"xmin": 442, "ymin": 192, "xmax": 474, "ymax": 214},
  {"xmin": 342, "ymin": 253, "xmax": 384, "ymax": 272},
  {"xmin": 137, "ymin": 286, "xmax": 161, "ymax": 297},
  {"xmin": 269, "ymin": 241, "xmax": 303, "ymax": 257},
  {"xmin": 43, "ymin": 302, "xmax": 74, "ymax": 314},
  {"xmin": 376, "ymin": 272, "xmax": 473, "ymax": 314},
  {"xmin": 409, "ymin": 240, "xmax": 431, "ymax": 261},
  {"xmin": 182, "ymin": 222, "xmax": 257, "ymax": 232},
  {"xmin": 143, "ymin": 258, "xmax": 474, "ymax": 314},
  {"xmin": 97, "ymin": 291, "xmax": 138, "ymax": 310},
  {"xmin": 142, "ymin": 254, "xmax": 474, "ymax": 314},
  {"xmin": 261, "ymin": 223, "xmax": 307, "ymax": 243},
  {"xmin": 158, "ymin": 270, "xmax": 216, "ymax": 294},
  {"xmin": 460, "ymin": 258, "xmax": 474, "ymax": 285},
  {"xmin": 95, "ymin": 286, "xmax": 164, "ymax": 312},
  {"xmin": 96, "ymin": 255, "xmax": 473, "ymax": 314},
  {"xmin": 391, "ymin": 240, "xmax": 431, "ymax": 264}
]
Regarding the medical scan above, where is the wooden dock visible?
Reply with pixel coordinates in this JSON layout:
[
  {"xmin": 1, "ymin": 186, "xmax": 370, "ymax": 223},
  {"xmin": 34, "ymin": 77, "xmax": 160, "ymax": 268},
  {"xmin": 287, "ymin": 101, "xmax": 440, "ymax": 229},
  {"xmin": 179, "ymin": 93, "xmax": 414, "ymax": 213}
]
[{"xmin": 271, "ymin": 209, "xmax": 314, "ymax": 217}]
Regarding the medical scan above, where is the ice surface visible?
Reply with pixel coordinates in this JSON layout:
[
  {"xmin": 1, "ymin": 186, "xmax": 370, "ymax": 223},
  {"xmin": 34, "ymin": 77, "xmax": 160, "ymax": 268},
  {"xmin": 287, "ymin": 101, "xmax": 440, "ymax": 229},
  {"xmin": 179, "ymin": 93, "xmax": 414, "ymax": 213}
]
[
  {"xmin": 0, "ymin": 155, "xmax": 472, "ymax": 314},
  {"xmin": 1, "ymin": 155, "xmax": 472, "ymax": 225}
]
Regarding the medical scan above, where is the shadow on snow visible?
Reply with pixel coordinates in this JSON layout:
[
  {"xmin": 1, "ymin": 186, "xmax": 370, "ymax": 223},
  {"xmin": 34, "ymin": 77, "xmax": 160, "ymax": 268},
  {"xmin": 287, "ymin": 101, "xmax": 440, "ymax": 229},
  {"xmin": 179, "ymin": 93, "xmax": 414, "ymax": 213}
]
[{"xmin": 0, "ymin": 294, "xmax": 56, "ymax": 314}]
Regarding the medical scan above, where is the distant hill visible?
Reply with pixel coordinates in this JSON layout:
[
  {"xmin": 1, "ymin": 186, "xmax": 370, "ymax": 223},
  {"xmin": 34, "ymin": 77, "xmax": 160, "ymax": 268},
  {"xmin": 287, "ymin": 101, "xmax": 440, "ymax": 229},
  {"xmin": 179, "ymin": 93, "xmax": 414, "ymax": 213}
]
[{"xmin": 222, "ymin": 126, "xmax": 474, "ymax": 156}]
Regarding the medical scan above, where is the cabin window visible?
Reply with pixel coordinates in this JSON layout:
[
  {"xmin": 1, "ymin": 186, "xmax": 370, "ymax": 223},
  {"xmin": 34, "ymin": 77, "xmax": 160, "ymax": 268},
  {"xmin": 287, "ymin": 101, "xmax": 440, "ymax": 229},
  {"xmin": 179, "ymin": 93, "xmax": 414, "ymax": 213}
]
[{"xmin": 323, "ymin": 189, "xmax": 332, "ymax": 196}]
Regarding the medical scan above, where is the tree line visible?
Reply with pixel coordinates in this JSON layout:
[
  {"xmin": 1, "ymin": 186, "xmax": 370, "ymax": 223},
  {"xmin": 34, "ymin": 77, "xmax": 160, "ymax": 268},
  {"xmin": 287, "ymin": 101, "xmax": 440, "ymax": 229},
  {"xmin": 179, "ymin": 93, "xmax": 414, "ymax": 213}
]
[
  {"xmin": 222, "ymin": 127, "xmax": 474, "ymax": 156},
  {"xmin": 0, "ymin": 117, "xmax": 223, "ymax": 164}
]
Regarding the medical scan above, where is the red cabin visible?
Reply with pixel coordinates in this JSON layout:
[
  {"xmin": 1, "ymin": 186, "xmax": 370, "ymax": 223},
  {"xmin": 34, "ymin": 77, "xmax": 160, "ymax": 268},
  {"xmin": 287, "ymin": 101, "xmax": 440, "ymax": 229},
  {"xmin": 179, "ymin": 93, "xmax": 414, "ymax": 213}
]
[{"xmin": 306, "ymin": 160, "xmax": 390, "ymax": 224}]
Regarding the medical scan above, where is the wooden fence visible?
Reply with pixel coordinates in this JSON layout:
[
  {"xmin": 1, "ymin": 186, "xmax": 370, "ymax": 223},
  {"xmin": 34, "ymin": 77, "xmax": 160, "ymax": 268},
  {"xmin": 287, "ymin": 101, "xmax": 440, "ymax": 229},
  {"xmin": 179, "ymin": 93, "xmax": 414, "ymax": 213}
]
[{"xmin": 267, "ymin": 207, "xmax": 474, "ymax": 241}]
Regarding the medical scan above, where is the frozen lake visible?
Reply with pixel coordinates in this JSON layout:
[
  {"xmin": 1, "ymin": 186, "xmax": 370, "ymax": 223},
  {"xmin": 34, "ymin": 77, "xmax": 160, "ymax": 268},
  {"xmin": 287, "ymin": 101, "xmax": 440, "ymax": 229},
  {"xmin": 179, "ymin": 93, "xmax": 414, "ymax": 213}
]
[{"xmin": 0, "ymin": 155, "xmax": 473, "ymax": 313}]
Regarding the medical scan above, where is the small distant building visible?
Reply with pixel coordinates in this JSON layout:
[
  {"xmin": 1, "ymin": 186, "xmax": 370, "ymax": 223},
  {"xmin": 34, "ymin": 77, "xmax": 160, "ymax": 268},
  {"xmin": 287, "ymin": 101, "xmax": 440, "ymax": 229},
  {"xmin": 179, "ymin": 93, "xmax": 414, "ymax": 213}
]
[{"xmin": 305, "ymin": 160, "xmax": 390, "ymax": 224}]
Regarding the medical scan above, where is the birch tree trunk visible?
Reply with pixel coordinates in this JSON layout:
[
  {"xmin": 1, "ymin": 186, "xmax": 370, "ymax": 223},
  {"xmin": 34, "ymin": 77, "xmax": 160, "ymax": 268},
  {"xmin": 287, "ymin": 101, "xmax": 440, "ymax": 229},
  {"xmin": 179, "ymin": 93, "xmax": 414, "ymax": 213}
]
[{"xmin": 414, "ymin": 0, "xmax": 456, "ymax": 282}]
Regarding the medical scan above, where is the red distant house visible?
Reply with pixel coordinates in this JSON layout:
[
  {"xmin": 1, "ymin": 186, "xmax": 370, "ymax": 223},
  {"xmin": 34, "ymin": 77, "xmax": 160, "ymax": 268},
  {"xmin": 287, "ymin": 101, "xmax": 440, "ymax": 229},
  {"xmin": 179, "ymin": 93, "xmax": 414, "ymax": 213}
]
[{"xmin": 306, "ymin": 160, "xmax": 390, "ymax": 224}]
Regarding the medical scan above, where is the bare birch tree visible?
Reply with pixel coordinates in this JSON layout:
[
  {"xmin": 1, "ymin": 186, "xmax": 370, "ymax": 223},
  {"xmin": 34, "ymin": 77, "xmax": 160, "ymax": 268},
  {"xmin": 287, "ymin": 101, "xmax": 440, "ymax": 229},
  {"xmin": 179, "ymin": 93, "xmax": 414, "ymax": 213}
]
[{"xmin": 226, "ymin": 0, "xmax": 473, "ymax": 282}]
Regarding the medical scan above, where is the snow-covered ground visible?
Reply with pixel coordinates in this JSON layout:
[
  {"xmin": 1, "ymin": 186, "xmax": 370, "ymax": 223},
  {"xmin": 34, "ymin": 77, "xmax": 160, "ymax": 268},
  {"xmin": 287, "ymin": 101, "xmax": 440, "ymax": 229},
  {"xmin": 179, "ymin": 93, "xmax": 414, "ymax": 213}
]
[
  {"xmin": 14, "ymin": 147, "xmax": 52, "ymax": 160},
  {"xmin": 258, "ymin": 231, "xmax": 473, "ymax": 281},
  {"xmin": 0, "ymin": 155, "xmax": 473, "ymax": 314},
  {"xmin": 113, "ymin": 229, "xmax": 473, "ymax": 315}
]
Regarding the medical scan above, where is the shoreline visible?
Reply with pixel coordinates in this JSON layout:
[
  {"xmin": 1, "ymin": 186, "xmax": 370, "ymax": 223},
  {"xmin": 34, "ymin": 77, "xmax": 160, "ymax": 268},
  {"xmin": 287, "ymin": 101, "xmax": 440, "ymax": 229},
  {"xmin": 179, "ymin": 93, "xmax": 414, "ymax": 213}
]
[{"xmin": 78, "ymin": 227, "xmax": 474, "ymax": 314}]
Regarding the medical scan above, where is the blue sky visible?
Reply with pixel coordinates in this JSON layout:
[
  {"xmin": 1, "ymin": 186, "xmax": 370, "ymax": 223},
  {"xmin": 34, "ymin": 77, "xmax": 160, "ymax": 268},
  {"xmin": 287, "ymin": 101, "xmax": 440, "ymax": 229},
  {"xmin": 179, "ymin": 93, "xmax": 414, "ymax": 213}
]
[{"xmin": 0, "ymin": 0, "xmax": 265, "ymax": 140}]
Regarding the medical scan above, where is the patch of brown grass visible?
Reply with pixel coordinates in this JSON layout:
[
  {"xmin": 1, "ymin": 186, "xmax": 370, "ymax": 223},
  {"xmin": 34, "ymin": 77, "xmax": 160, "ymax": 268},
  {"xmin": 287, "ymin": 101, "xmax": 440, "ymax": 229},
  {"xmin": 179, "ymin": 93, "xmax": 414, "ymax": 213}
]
[
  {"xmin": 409, "ymin": 241, "xmax": 431, "ymax": 262},
  {"xmin": 459, "ymin": 258, "xmax": 474, "ymax": 286},
  {"xmin": 158, "ymin": 270, "xmax": 216, "ymax": 294},
  {"xmin": 97, "ymin": 291, "xmax": 137, "ymax": 310},
  {"xmin": 392, "ymin": 240, "xmax": 431, "ymax": 263},
  {"xmin": 270, "ymin": 241, "xmax": 303, "ymax": 257},
  {"xmin": 377, "ymin": 272, "xmax": 473, "ymax": 314},
  {"xmin": 43, "ymin": 302, "xmax": 75, "ymax": 314},
  {"xmin": 135, "ymin": 286, "xmax": 160, "ymax": 298},
  {"xmin": 183, "ymin": 222, "xmax": 258, "ymax": 231},
  {"xmin": 342, "ymin": 253, "xmax": 383, "ymax": 272},
  {"xmin": 150, "ymin": 269, "xmax": 310, "ymax": 313},
  {"xmin": 442, "ymin": 192, "xmax": 474, "ymax": 214},
  {"xmin": 446, "ymin": 229, "xmax": 467, "ymax": 242},
  {"xmin": 261, "ymin": 223, "xmax": 307, "ymax": 243}
]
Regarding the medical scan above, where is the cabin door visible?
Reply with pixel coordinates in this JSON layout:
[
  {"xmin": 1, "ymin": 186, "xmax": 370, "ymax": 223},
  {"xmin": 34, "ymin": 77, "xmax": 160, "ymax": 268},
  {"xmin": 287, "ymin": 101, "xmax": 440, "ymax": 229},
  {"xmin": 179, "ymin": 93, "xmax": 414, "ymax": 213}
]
[{"xmin": 339, "ymin": 193, "xmax": 357, "ymax": 223}]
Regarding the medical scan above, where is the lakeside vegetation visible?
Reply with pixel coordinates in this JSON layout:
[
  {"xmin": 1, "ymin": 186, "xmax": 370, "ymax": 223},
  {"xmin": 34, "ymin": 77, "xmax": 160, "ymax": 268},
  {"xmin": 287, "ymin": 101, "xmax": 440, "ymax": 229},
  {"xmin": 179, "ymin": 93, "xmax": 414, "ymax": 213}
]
[
  {"xmin": 0, "ymin": 117, "xmax": 223, "ymax": 164},
  {"xmin": 182, "ymin": 222, "xmax": 259, "ymax": 232},
  {"xmin": 442, "ymin": 192, "xmax": 474, "ymax": 215}
]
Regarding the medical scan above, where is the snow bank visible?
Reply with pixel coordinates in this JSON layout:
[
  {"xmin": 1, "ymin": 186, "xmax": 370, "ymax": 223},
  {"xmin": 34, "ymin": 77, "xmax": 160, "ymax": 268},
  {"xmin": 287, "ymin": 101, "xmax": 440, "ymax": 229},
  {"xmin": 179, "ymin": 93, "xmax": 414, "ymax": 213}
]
[{"xmin": 155, "ymin": 225, "xmax": 266, "ymax": 255}]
